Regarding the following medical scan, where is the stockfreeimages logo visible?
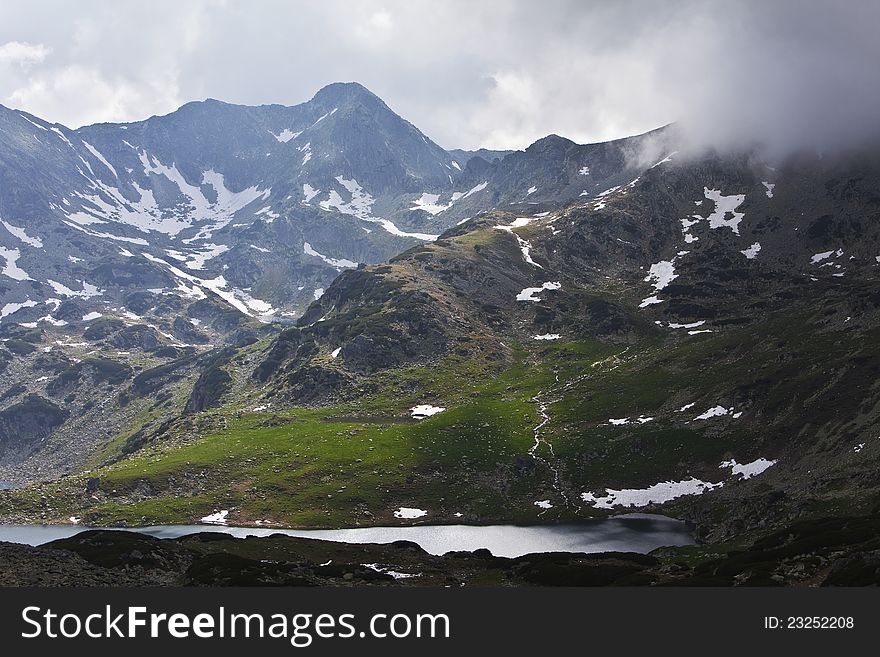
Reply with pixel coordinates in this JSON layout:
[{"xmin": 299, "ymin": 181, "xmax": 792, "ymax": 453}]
[{"xmin": 21, "ymin": 606, "xmax": 451, "ymax": 646}]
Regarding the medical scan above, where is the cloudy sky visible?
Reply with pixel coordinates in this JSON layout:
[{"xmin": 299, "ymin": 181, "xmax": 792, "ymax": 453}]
[{"xmin": 0, "ymin": 0, "xmax": 877, "ymax": 152}]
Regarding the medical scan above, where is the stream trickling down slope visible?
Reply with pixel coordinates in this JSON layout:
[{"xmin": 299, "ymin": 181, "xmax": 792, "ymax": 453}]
[
  {"xmin": 529, "ymin": 371, "xmax": 572, "ymax": 510},
  {"xmin": 527, "ymin": 348, "xmax": 635, "ymax": 511}
]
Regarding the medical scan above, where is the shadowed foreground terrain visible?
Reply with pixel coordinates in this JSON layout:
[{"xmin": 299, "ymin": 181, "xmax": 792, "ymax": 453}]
[{"xmin": 2, "ymin": 516, "xmax": 879, "ymax": 587}]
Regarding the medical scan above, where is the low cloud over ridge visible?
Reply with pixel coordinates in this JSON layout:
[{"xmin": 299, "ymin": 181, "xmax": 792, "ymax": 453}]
[{"xmin": 0, "ymin": 0, "xmax": 876, "ymax": 154}]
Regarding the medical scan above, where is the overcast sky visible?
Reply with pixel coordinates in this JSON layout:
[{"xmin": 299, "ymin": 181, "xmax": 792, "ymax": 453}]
[{"xmin": 0, "ymin": 0, "xmax": 877, "ymax": 152}]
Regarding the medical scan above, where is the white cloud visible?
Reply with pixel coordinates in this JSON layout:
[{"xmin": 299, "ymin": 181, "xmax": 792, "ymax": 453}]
[
  {"xmin": 7, "ymin": 64, "xmax": 182, "ymax": 127},
  {"xmin": 0, "ymin": 41, "xmax": 51, "ymax": 66},
  {"xmin": 353, "ymin": 10, "xmax": 394, "ymax": 45},
  {"xmin": 0, "ymin": 1, "xmax": 209, "ymax": 127},
  {"xmin": 468, "ymin": 72, "xmax": 543, "ymax": 149},
  {"xmin": 0, "ymin": 0, "xmax": 875, "ymax": 154}
]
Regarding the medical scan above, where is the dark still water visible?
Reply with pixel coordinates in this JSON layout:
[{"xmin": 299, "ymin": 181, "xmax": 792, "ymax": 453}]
[{"xmin": 0, "ymin": 514, "xmax": 692, "ymax": 557}]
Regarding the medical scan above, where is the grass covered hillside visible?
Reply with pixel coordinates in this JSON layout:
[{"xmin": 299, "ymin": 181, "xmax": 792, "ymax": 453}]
[{"xmin": 4, "ymin": 145, "xmax": 880, "ymax": 546}]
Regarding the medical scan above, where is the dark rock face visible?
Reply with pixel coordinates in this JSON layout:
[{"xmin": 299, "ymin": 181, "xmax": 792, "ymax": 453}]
[
  {"xmin": 184, "ymin": 367, "xmax": 232, "ymax": 413},
  {"xmin": 172, "ymin": 316, "xmax": 210, "ymax": 344},
  {"xmin": 46, "ymin": 358, "xmax": 133, "ymax": 397},
  {"xmin": 112, "ymin": 325, "xmax": 161, "ymax": 351},
  {"xmin": 447, "ymin": 148, "xmax": 515, "ymax": 165},
  {"xmin": 3, "ymin": 339, "xmax": 36, "ymax": 356},
  {"xmin": 88, "ymin": 260, "xmax": 176, "ymax": 289},
  {"xmin": 0, "ymin": 542, "xmax": 162, "ymax": 586},
  {"xmin": 253, "ymin": 328, "xmax": 317, "ymax": 383},
  {"xmin": 121, "ymin": 354, "xmax": 201, "ymax": 404},
  {"xmin": 0, "ymin": 395, "xmax": 68, "ymax": 463},
  {"xmin": 82, "ymin": 318, "xmax": 125, "ymax": 341},
  {"xmin": 52, "ymin": 300, "xmax": 88, "ymax": 322},
  {"xmin": 284, "ymin": 365, "xmax": 353, "ymax": 403},
  {"xmin": 184, "ymin": 349, "xmax": 235, "ymax": 414}
]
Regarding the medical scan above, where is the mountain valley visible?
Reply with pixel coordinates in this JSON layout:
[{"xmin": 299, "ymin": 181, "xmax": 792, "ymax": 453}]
[{"xmin": 1, "ymin": 83, "xmax": 879, "ymax": 584}]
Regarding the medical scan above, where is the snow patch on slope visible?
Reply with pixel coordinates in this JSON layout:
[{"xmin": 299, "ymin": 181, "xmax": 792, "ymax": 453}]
[
  {"xmin": 698, "ymin": 188, "xmax": 746, "ymax": 234},
  {"xmin": 82, "ymin": 141, "xmax": 118, "ymax": 178},
  {"xmin": 320, "ymin": 177, "xmax": 438, "ymax": 241},
  {"xmin": 720, "ymin": 458, "xmax": 777, "ymax": 480},
  {"xmin": 411, "ymin": 193, "xmax": 451, "ymax": 215},
  {"xmin": 741, "ymin": 242, "xmax": 761, "ymax": 259},
  {"xmin": 2, "ymin": 220, "xmax": 43, "ymax": 248},
  {"xmin": 271, "ymin": 128, "xmax": 301, "ymax": 143},
  {"xmin": 0, "ymin": 247, "xmax": 32, "ymax": 281},
  {"xmin": 303, "ymin": 242, "xmax": 357, "ymax": 269},
  {"xmin": 302, "ymin": 184, "xmax": 320, "ymax": 203},
  {"xmin": 517, "ymin": 281, "xmax": 561, "ymax": 302},
  {"xmin": 581, "ymin": 477, "xmax": 721, "ymax": 508}
]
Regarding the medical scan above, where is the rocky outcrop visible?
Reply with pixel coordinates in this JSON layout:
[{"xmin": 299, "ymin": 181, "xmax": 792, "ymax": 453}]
[{"xmin": 0, "ymin": 395, "xmax": 68, "ymax": 464}]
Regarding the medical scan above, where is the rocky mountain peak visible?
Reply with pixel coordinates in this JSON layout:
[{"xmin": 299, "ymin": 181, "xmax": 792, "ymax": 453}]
[
  {"xmin": 528, "ymin": 133, "xmax": 577, "ymax": 152},
  {"xmin": 310, "ymin": 81, "xmax": 383, "ymax": 107}
]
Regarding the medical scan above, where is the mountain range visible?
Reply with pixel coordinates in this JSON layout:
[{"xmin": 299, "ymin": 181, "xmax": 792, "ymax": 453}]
[{"xmin": 1, "ymin": 82, "xmax": 879, "ymax": 582}]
